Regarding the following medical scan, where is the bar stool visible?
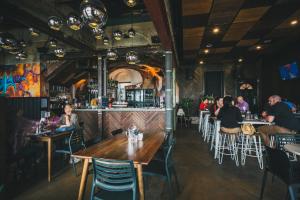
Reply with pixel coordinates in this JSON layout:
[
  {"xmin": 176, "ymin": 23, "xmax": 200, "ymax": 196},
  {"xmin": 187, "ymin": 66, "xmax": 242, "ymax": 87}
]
[
  {"xmin": 177, "ymin": 108, "xmax": 186, "ymax": 128},
  {"xmin": 198, "ymin": 110, "xmax": 209, "ymax": 133},
  {"xmin": 203, "ymin": 114, "xmax": 212, "ymax": 142},
  {"xmin": 240, "ymin": 133, "xmax": 264, "ymax": 169},
  {"xmin": 216, "ymin": 129, "xmax": 240, "ymax": 167}
]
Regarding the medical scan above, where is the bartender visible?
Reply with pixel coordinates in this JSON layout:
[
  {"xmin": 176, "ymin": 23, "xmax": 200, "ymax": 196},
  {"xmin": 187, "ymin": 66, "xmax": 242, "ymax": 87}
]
[{"xmin": 60, "ymin": 104, "xmax": 79, "ymax": 129}]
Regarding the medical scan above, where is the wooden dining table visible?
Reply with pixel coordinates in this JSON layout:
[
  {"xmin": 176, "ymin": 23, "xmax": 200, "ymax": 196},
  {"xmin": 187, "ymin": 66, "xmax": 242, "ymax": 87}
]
[
  {"xmin": 72, "ymin": 131, "xmax": 165, "ymax": 200},
  {"xmin": 29, "ymin": 131, "xmax": 72, "ymax": 182}
]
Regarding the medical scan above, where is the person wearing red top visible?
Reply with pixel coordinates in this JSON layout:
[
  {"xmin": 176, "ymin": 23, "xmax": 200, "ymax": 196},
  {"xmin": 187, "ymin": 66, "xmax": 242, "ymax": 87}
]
[{"xmin": 199, "ymin": 98, "xmax": 209, "ymax": 110}]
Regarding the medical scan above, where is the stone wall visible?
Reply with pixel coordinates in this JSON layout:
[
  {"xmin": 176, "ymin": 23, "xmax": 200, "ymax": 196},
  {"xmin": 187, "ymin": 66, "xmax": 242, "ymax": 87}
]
[{"xmin": 177, "ymin": 64, "xmax": 236, "ymax": 116}]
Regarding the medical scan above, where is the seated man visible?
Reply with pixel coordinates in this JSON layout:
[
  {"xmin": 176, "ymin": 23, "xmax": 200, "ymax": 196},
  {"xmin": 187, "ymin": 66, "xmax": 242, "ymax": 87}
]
[
  {"xmin": 236, "ymin": 96, "xmax": 249, "ymax": 113},
  {"xmin": 258, "ymin": 95, "xmax": 300, "ymax": 146}
]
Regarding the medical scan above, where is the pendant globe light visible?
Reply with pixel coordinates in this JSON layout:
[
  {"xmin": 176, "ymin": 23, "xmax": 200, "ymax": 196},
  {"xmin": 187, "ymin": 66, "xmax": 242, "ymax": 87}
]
[
  {"xmin": 28, "ymin": 28, "xmax": 40, "ymax": 37},
  {"xmin": 106, "ymin": 49, "xmax": 118, "ymax": 61},
  {"xmin": 113, "ymin": 30, "xmax": 123, "ymax": 41},
  {"xmin": 0, "ymin": 33, "xmax": 17, "ymax": 50},
  {"xmin": 92, "ymin": 25, "xmax": 104, "ymax": 40},
  {"xmin": 16, "ymin": 51, "xmax": 27, "ymax": 60},
  {"xmin": 103, "ymin": 36, "xmax": 109, "ymax": 45},
  {"xmin": 54, "ymin": 47, "xmax": 65, "ymax": 58},
  {"xmin": 126, "ymin": 50, "xmax": 139, "ymax": 64},
  {"xmin": 124, "ymin": 0, "xmax": 137, "ymax": 7},
  {"xmin": 81, "ymin": 0, "xmax": 107, "ymax": 29},
  {"xmin": 128, "ymin": 28, "xmax": 135, "ymax": 38},
  {"xmin": 48, "ymin": 39, "xmax": 58, "ymax": 48},
  {"xmin": 67, "ymin": 14, "xmax": 82, "ymax": 30},
  {"xmin": 48, "ymin": 16, "xmax": 63, "ymax": 31}
]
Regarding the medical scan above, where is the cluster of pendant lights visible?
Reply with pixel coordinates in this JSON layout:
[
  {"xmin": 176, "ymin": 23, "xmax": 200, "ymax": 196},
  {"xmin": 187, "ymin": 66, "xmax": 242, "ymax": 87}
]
[
  {"xmin": 46, "ymin": 0, "xmax": 139, "ymax": 64},
  {"xmin": 0, "ymin": 32, "xmax": 28, "ymax": 60}
]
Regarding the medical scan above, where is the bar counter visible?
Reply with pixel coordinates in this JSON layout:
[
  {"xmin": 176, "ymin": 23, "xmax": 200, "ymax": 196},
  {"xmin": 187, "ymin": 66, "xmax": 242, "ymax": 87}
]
[{"xmin": 75, "ymin": 108, "xmax": 165, "ymax": 141}]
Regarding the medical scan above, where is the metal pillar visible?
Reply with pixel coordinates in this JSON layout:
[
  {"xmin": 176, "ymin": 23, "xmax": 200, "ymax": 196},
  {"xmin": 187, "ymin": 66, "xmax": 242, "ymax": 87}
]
[
  {"xmin": 165, "ymin": 51, "xmax": 173, "ymax": 135},
  {"xmin": 97, "ymin": 55, "xmax": 102, "ymax": 106},
  {"xmin": 103, "ymin": 58, "xmax": 107, "ymax": 97}
]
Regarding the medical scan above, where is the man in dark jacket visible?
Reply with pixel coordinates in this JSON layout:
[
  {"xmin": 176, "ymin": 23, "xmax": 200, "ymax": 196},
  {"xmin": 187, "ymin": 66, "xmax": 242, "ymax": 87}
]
[{"xmin": 258, "ymin": 95, "xmax": 300, "ymax": 145}]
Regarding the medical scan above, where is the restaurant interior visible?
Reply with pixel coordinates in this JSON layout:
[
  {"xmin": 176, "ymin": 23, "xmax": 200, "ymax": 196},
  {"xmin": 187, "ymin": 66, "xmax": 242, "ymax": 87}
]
[{"xmin": 1, "ymin": 0, "xmax": 300, "ymax": 199}]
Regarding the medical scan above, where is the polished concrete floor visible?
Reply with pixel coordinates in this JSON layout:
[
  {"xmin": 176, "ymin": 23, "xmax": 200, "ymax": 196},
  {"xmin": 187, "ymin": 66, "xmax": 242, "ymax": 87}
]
[{"xmin": 14, "ymin": 126, "xmax": 286, "ymax": 200}]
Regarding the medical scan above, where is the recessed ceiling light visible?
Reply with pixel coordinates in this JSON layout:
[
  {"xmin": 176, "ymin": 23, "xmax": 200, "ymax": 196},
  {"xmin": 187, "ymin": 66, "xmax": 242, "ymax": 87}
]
[
  {"xmin": 238, "ymin": 58, "xmax": 243, "ymax": 63},
  {"xmin": 256, "ymin": 45, "xmax": 262, "ymax": 50},
  {"xmin": 290, "ymin": 20, "xmax": 298, "ymax": 26},
  {"xmin": 204, "ymin": 49, "xmax": 209, "ymax": 54},
  {"xmin": 199, "ymin": 60, "xmax": 204, "ymax": 65},
  {"xmin": 212, "ymin": 27, "xmax": 220, "ymax": 34}
]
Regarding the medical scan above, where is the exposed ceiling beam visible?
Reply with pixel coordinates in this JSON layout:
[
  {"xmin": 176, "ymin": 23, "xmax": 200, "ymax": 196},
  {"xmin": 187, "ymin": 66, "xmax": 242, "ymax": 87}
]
[
  {"xmin": 143, "ymin": 0, "xmax": 178, "ymax": 67},
  {"xmin": 0, "ymin": 1, "xmax": 94, "ymax": 52}
]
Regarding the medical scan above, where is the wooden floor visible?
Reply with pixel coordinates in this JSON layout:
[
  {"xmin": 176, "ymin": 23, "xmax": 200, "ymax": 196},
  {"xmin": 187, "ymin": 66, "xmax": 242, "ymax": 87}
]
[{"xmin": 14, "ymin": 125, "xmax": 286, "ymax": 200}]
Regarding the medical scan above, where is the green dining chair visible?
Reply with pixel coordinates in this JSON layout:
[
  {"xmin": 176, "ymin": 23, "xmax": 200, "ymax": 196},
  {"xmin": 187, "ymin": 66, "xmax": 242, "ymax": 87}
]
[
  {"xmin": 55, "ymin": 128, "xmax": 86, "ymax": 176},
  {"xmin": 143, "ymin": 138, "xmax": 180, "ymax": 199},
  {"xmin": 90, "ymin": 158, "xmax": 137, "ymax": 200}
]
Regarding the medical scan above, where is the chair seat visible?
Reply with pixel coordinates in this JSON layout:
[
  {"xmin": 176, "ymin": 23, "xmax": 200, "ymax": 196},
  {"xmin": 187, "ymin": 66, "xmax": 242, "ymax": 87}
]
[
  {"xmin": 93, "ymin": 189, "xmax": 134, "ymax": 200},
  {"xmin": 143, "ymin": 160, "xmax": 167, "ymax": 177}
]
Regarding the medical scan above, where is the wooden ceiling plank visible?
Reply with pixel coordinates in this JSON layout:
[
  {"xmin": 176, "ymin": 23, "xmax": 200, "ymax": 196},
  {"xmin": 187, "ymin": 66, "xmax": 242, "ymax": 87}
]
[
  {"xmin": 182, "ymin": 0, "xmax": 213, "ymax": 16},
  {"xmin": 234, "ymin": 6, "xmax": 270, "ymax": 23},
  {"xmin": 222, "ymin": 22, "xmax": 256, "ymax": 41},
  {"xmin": 183, "ymin": 27, "xmax": 205, "ymax": 37},
  {"xmin": 236, "ymin": 39, "xmax": 259, "ymax": 46}
]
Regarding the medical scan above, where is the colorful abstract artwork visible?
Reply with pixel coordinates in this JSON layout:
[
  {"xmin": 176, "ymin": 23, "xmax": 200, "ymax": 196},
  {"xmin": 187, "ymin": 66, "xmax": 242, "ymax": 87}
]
[{"xmin": 0, "ymin": 63, "xmax": 41, "ymax": 97}]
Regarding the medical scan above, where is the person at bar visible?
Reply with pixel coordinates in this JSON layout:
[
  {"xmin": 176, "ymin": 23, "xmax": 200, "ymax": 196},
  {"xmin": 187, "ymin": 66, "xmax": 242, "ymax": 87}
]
[
  {"xmin": 210, "ymin": 97, "xmax": 223, "ymax": 117},
  {"xmin": 60, "ymin": 104, "xmax": 80, "ymax": 129},
  {"xmin": 217, "ymin": 96, "xmax": 243, "ymax": 134},
  {"xmin": 235, "ymin": 96, "xmax": 249, "ymax": 113},
  {"xmin": 199, "ymin": 97, "xmax": 209, "ymax": 111},
  {"xmin": 258, "ymin": 95, "xmax": 300, "ymax": 145}
]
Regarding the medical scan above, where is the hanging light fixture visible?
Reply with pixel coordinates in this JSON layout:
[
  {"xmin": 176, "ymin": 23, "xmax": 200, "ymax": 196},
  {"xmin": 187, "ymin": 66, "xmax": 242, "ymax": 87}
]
[
  {"xmin": 8, "ymin": 48, "xmax": 21, "ymax": 55},
  {"xmin": 113, "ymin": 30, "xmax": 123, "ymax": 40},
  {"xmin": 48, "ymin": 16, "xmax": 63, "ymax": 31},
  {"xmin": 67, "ymin": 14, "xmax": 82, "ymax": 30},
  {"xmin": 29, "ymin": 28, "xmax": 40, "ymax": 37},
  {"xmin": 106, "ymin": 49, "xmax": 118, "ymax": 61},
  {"xmin": 48, "ymin": 39, "xmax": 57, "ymax": 48},
  {"xmin": 16, "ymin": 51, "xmax": 27, "ymax": 60},
  {"xmin": 103, "ymin": 36, "xmax": 109, "ymax": 45},
  {"xmin": 128, "ymin": 28, "xmax": 136, "ymax": 38},
  {"xmin": 126, "ymin": 50, "xmax": 139, "ymax": 64},
  {"xmin": 92, "ymin": 25, "xmax": 104, "ymax": 40},
  {"xmin": 0, "ymin": 33, "xmax": 17, "ymax": 50},
  {"xmin": 124, "ymin": 0, "xmax": 137, "ymax": 7},
  {"xmin": 54, "ymin": 47, "xmax": 65, "ymax": 58},
  {"xmin": 81, "ymin": 0, "xmax": 108, "ymax": 29},
  {"xmin": 18, "ymin": 40, "xmax": 27, "ymax": 48}
]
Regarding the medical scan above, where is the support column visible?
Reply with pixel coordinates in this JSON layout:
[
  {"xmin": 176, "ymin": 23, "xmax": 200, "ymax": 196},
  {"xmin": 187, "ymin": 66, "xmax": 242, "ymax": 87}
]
[
  {"xmin": 97, "ymin": 55, "xmax": 103, "ymax": 139},
  {"xmin": 97, "ymin": 55, "xmax": 103, "ymax": 104},
  {"xmin": 165, "ymin": 51, "xmax": 173, "ymax": 135},
  {"xmin": 103, "ymin": 58, "xmax": 107, "ymax": 97}
]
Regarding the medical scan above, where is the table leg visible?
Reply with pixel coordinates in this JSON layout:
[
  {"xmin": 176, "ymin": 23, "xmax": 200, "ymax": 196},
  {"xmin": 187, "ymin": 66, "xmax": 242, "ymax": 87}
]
[
  {"xmin": 47, "ymin": 139, "xmax": 52, "ymax": 182},
  {"xmin": 136, "ymin": 164, "xmax": 144, "ymax": 200},
  {"xmin": 77, "ymin": 159, "xmax": 89, "ymax": 200}
]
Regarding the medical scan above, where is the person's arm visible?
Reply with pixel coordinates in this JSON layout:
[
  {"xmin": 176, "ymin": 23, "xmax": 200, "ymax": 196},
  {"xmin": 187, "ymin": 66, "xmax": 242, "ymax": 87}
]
[
  {"xmin": 266, "ymin": 115, "xmax": 275, "ymax": 122},
  {"xmin": 214, "ymin": 107, "xmax": 220, "ymax": 116},
  {"xmin": 70, "ymin": 113, "xmax": 79, "ymax": 128}
]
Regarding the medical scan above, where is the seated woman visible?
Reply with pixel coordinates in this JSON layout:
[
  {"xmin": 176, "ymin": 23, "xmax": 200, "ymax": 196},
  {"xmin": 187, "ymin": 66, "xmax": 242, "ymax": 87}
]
[
  {"xmin": 210, "ymin": 97, "xmax": 223, "ymax": 117},
  {"xmin": 60, "ymin": 104, "xmax": 79, "ymax": 129},
  {"xmin": 199, "ymin": 98, "xmax": 209, "ymax": 111},
  {"xmin": 217, "ymin": 96, "xmax": 243, "ymax": 134}
]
